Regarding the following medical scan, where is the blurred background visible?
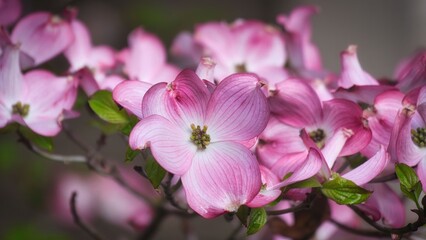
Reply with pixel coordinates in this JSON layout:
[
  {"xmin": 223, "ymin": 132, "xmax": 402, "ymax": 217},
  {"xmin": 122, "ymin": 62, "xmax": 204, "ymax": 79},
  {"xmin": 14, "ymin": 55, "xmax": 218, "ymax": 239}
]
[{"xmin": 1, "ymin": 0, "xmax": 426, "ymax": 239}]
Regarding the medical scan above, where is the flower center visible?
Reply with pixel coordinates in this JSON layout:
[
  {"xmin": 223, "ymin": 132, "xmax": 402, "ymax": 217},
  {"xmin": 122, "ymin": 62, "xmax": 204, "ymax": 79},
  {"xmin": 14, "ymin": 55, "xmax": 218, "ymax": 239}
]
[
  {"xmin": 411, "ymin": 128, "xmax": 426, "ymax": 148},
  {"xmin": 190, "ymin": 124, "xmax": 211, "ymax": 150},
  {"xmin": 12, "ymin": 101, "xmax": 30, "ymax": 117},
  {"xmin": 235, "ymin": 64, "xmax": 247, "ymax": 73},
  {"xmin": 309, "ymin": 128, "xmax": 326, "ymax": 149}
]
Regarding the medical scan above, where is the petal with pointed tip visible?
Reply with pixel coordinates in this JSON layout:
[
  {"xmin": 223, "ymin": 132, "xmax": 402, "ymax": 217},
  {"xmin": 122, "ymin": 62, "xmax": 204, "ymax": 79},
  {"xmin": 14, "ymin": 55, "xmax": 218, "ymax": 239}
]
[
  {"xmin": 205, "ymin": 73, "xmax": 269, "ymax": 142},
  {"xmin": 113, "ymin": 80, "xmax": 151, "ymax": 119},
  {"xmin": 181, "ymin": 141, "xmax": 261, "ymax": 218},
  {"xmin": 129, "ymin": 115, "xmax": 195, "ymax": 175},
  {"xmin": 0, "ymin": 0, "xmax": 21, "ymax": 26}
]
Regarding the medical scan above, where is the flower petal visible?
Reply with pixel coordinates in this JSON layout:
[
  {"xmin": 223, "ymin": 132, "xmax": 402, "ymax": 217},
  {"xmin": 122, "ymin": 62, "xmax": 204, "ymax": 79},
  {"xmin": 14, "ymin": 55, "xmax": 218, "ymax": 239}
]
[
  {"xmin": 0, "ymin": 44, "xmax": 23, "ymax": 106},
  {"xmin": 337, "ymin": 45, "xmax": 378, "ymax": 88},
  {"xmin": 205, "ymin": 73, "xmax": 269, "ymax": 142},
  {"xmin": 113, "ymin": 80, "xmax": 152, "ymax": 119},
  {"xmin": 181, "ymin": 141, "xmax": 261, "ymax": 218},
  {"xmin": 417, "ymin": 159, "xmax": 426, "ymax": 192},
  {"xmin": 342, "ymin": 145, "xmax": 389, "ymax": 186},
  {"xmin": 246, "ymin": 165, "xmax": 281, "ymax": 208},
  {"xmin": 64, "ymin": 20, "xmax": 91, "ymax": 71},
  {"xmin": 270, "ymin": 78, "xmax": 322, "ymax": 127},
  {"xmin": 0, "ymin": 0, "xmax": 21, "ymax": 26},
  {"xmin": 129, "ymin": 115, "xmax": 195, "ymax": 175},
  {"xmin": 11, "ymin": 12, "xmax": 74, "ymax": 65}
]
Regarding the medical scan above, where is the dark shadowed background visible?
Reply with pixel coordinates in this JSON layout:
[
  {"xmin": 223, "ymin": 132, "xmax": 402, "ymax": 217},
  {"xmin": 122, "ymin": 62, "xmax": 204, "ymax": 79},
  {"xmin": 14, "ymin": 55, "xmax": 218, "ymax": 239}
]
[{"xmin": 1, "ymin": 0, "xmax": 425, "ymax": 239}]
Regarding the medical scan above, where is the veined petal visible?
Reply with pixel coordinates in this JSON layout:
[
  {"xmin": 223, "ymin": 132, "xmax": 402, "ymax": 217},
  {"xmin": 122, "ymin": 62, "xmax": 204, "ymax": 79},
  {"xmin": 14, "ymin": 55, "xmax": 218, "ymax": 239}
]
[
  {"xmin": 253, "ymin": 66, "xmax": 290, "ymax": 90},
  {"xmin": 417, "ymin": 159, "xmax": 426, "ymax": 192},
  {"xmin": 181, "ymin": 141, "xmax": 261, "ymax": 218},
  {"xmin": 64, "ymin": 20, "xmax": 91, "ymax": 71},
  {"xmin": 205, "ymin": 73, "xmax": 269, "ymax": 142},
  {"xmin": 395, "ymin": 109, "xmax": 426, "ymax": 166},
  {"xmin": 271, "ymin": 147, "xmax": 323, "ymax": 190},
  {"xmin": 0, "ymin": 44, "xmax": 23, "ymax": 105},
  {"xmin": 141, "ymin": 82, "xmax": 169, "ymax": 118},
  {"xmin": 125, "ymin": 28, "xmax": 166, "ymax": 82},
  {"xmin": 333, "ymin": 85, "xmax": 396, "ymax": 105},
  {"xmin": 112, "ymin": 80, "xmax": 152, "ymax": 119},
  {"xmin": 0, "ymin": 0, "xmax": 21, "ymax": 26},
  {"xmin": 338, "ymin": 45, "xmax": 378, "ymax": 88},
  {"xmin": 322, "ymin": 129, "xmax": 351, "ymax": 168},
  {"xmin": 342, "ymin": 145, "xmax": 389, "ymax": 186},
  {"xmin": 246, "ymin": 165, "xmax": 281, "ymax": 208},
  {"xmin": 196, "ymin": 57, "xmax": 216, "ymax": 83},
  {"xmin": 11, "ymin": 12, "xmax": 74, "ymax": 65},
  {"xmin": 129, "ymin": 115, "xmax": 195, "ymax": 175},
  {"xmin": 270, "ymin": 78, "xmax": 322, "ymax": 127},
  {"xmin": 322, "ymin": 99, "xmax": 372, "ymax": 156}
]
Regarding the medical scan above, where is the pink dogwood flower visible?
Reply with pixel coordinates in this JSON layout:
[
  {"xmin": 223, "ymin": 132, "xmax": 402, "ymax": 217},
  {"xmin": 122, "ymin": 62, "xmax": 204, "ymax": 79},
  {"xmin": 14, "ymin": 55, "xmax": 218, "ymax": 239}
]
[
  {"xmin": 0, "ymin": 44, "xmax": 77, "ymax": 136},
  {"xmin": 129, "ymin": 69, "xmax": 269, "ymax": 218},
  {"xmin": 0, "ymin": 0, "xmax": 21, "ymax": 26},
  {"xmin": 194, "ymin": 20, "xmax": 288, "ymax": 88},
  {"xmin": 11, "ymin": 11, "xmax": 74, "ymax": 66},
  {"xmin": 394, "ymin": 50, "xmax": 426, "ymax": 93},
  {"xmin": 118, "ymin": 27, "xmax": 179, "ymax": 84}
]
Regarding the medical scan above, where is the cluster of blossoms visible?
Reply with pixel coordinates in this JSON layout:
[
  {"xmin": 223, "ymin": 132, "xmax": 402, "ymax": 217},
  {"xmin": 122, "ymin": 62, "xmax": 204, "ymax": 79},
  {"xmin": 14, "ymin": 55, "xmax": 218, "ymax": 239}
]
[{"xmin": 2, "ymin": 1, "xmax": 426, "ymax": 239}]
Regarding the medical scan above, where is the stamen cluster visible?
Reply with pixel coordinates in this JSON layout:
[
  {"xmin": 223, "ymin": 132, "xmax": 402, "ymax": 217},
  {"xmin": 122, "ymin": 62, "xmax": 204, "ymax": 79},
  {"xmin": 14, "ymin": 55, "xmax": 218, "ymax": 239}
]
[
  {"xmin": 411, "ymin": 128, "xmax": 426, "ymax": 148},
  {"xmin": 190, "ymin": 124, "xmax": 211, "ymax": 149}
]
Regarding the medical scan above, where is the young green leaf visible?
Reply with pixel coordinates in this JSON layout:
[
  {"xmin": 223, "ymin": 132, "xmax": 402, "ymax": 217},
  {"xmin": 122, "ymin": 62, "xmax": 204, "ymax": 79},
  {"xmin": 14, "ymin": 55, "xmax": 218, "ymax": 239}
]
[
  {"xmin": 321, "ymin": 175, "xmax": 371, "ymax": 205},
  {"xmin": 236, "ymin": 205, "xmax": 250, "ymax": 227},
  {"xmin": 247, "ymin": 208, "xmax": 267, "ymax": 235},
  {"xmin": 88, "ymin": 90, "xmax": 129, "ymax": 124},
  {"xmin": 395, "ymin": 163, "xmax": 419, "ymax": 189},
  {"xmin": 145, "ymin": 154, "xmax": 166, "ymax": 188},
  {"xmin": 19, "ymin": 127, "xmax": 53, "ymax": 151},
  {"xmin": 125, "ymin": 147, "xmax": 139, "ymax": 162}
]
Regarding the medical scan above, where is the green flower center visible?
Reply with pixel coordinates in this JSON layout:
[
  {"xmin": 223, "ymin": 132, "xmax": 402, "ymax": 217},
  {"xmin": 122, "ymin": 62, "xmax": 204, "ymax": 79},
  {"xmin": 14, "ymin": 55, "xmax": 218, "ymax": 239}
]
[
  {"xmin": 12, "ymin": 102, "xmax": 30, "ymax": 117},
  {"xmin": 235, "ymin": 64, "xmax": 247, "ymax": 73},
  {"xmin": 309, "ymin": 128, "xmax": 326, "ymax": 149},
  {"xmin": 190, "ymin": 124, "xmax": 211, "ymax": 150},
  {"xmin": 411, "ymin": 128, "xmax": 426, "ymax": 148}
]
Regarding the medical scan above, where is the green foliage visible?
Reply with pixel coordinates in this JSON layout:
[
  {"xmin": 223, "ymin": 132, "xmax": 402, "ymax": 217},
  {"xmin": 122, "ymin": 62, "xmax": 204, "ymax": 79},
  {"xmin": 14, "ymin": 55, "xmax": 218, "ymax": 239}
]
[
  {"xmin": 145, "ymin": 153, "xmax": 167, "ymax": 189},
  {"xmin": 287, "ymin": 177, "xmax": 322, "ymax": 189},
  {"xmin": 3, "ymin": 224, "xmax": 69, "ymax": 240},
  {"xmin": 247, "ymin": 207, "xmax": 267, "ymax": 235},
  {"xmin": 88, "ymin": 90, "xmax": 129, "ymax": 124},
  {"xmin": 236, "ymin": 205, "xmax": 250, "ymax": 227},
  {"xmin": 395, "ymin": 163, "xmax": 423, "ymax": 208},
  {"xmin": 125, "ymin": 147, "xmax": 139, "ymax": 162},
  {"xmin": 19, "ymin": 127, "xmax": 53, "ymax": 152},
  {"xmin": 321, "ymin": 175, "xmax": 371, "ymax": 205}
]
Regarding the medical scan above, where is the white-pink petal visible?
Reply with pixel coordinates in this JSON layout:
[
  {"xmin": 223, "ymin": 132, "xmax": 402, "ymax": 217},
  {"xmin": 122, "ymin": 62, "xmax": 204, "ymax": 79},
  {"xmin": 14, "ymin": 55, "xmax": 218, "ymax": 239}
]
[
  {"xmin": 206, "ymin": 73, "xmax": 269, "ymax": 142},
  {"xmin": 181, "ymin": 141, "xmax": 261, "ymax": 218},
  {"xmin": 113, "ymin": 80, "xmax": 152, "ymax": 119},
  {"xmin": 129, "ymin": 115, "xmax": 195, "ymax": 175}
]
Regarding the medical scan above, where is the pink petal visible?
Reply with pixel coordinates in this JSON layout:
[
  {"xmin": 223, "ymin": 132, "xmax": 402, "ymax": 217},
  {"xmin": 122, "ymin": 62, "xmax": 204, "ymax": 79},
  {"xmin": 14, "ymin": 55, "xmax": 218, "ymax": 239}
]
[
  {"xmin": 322, "ymin": 99, "xmax": 372, "ymax": 156},
  {"xmin": 253, "ymin": 66, "xmax": 290, "ymax": 90},
  {"xmin": 124, "ymin": 28, "xmax": 166, "ymax": 83},
  {"xmin": 417, "ymin": 159, "xmax": 426, "ymax": 192},
  {"xmin": 395, "ymin": 109, "xmax": 426, "ymax": 166},
  {"xmin": 22, "ymin": 70, "xmax": 77, "ymax": 136},
  {"xmin": 277, "ymin": 5, "xmax": 318, "ymax": 36},
  {"xmin": 337, "ymin": 45, "xmax": 378, "ymax": 88},
  {"xmin": 11, "ymin": 12, "xmax": 74, "ymax": 65},
  {"xmin": 181, "ymin": 141, "xmax": 261, "ymax": 218},
  {"xmin": 322, "ymin": 129, "xmax": 351, "ymax": 168},
  {"xmin": 367, "ymin": 183, "xmax": 406, "ymax": 228},
  {"xmin": 0, "ymin": 0, "xmax": 21, "ymax": 26},
  {"xmin": 333, "ymin": 85, "xmax": 396, "ymax": 105},
  {"xmin": 129, "ymin": 115, "xmax": 195, "ymax": 175},
  {"xmin": 152, "ymin": 64, "xmax": 180, "ymax": 84},
  {"xmin": 0, "ymin": 44, "xmax": 23, "ymax": 106},
  {"xmin": 112, "ymin": 80, "xmax": 152, "ymax": 119},
  {"xmin": 196, "ymin": 57, "xmax": 216, "ymax": 83},
  {"xmin": 205, "ymin": 73, "xmax": 269, "ymax": 142},
  {"xmin": 171, "ymin": 31, "xmax": 202, "ymax": 66},
  {"xmin": 99, "ymin": 75, "xmax": 125, "ymax": 91},
  {"xmin": 256, "ymin": 117, "xmax": 306, "ymax": 168},
  {"xmin": 64, "ymin": 20, "xmax": 92, "ymax": 71},
  {"xmin": 270, "ymin": 78, "xmax": 322, "ymax": 127},
  {"xmin": 342, "ymin": 145, "xmax": 389, "ymax": 186},
  {"xmin": 73, "ymin": 68, "xmax": 99, "ymax": 96},
  {"xmin": 271, "ymin": 147, "xmax": 323, "ymax": 190},
  {"xmin": 141, "ymin": 82, "xmax": 169, "ymax": 118},
  {"xmin": 246, "ymin": 165, "xmax": 281, "ymax": 208},
  {"xmin": 395, "ymin": 51, "xmax": 426, "ymax": 92}
]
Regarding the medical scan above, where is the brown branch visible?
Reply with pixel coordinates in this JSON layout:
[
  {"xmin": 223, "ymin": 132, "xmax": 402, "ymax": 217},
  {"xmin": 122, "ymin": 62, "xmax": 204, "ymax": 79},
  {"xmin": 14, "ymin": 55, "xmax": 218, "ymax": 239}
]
[
  {"xmin": 70, "ymin": 191, "xmax": 104, "ymax": 240},
  {"xmin": 329, "ymin": 218, "xmax": 388, "ymax": 238}
]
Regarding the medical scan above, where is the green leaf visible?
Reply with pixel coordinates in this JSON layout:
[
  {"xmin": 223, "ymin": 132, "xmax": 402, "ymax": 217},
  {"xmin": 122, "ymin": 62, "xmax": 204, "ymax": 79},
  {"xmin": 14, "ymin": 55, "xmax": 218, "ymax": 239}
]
[
  {"xmin": 125, "ymin": 147, "xmax": 139, "ymax": 162},
  {"xmin": 247, "ymin": 208, "xmax": 267, "ymax": 235},
  {"xmin": 121, "ymin": 115, "xmax": 139, "ymax": 136},
  {"xmin": 321, "ymin": 175, "xmax": 371, "ymax": 205},
  {"xmin": 88, "ymin": 90, "xmax": 129, "ymax": 124},
  {"xmin": 236, "ymin": 205, "xmax": 250, "ymax": 227},
  {"xmin": 145, "ymin": 153, "xmax": 166, "ymax": 188},
  {"xmin": 287, "ymin": 177, "xmax": 322, "ymax": 189},
  {"xmin": 19, "ymin": 127, "xmax": 53, "ymax": 151},
  {"xmin": 395, "ymin": 163, "xmax": 419, "ymax": 189}
]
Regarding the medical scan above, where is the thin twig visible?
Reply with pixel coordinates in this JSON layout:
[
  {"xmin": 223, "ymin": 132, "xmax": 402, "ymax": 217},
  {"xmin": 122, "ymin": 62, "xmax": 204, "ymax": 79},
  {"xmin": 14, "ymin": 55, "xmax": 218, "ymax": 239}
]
[
  {"xmin": 329, "ymin": 218, "xmax": 388, "ymax": 238},
  {"xmin": 266, "ymin": 201, "xmax": 310, "ymax": 215},
  {"xmin": 163, "ymin": 174, "xmax": 187, "ymax": 211},
  {"xmin": 70, "ymin": 191, "xmax": 104, "ymax": 240}
]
